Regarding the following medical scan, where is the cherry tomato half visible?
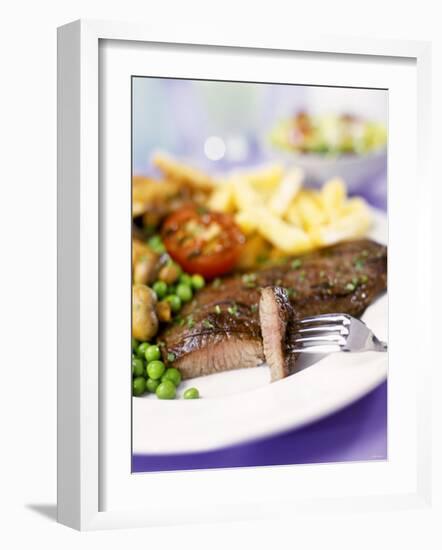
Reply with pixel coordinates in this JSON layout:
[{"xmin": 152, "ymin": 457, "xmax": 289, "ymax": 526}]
[{"xmin": 161, "ymin": 206, "xmax": 245, "ymax": 279}]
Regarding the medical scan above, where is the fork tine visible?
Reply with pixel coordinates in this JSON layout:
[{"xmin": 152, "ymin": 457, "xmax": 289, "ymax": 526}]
[
  {"xmin": 298, "ymin": 313, "xmax": 351, "ymax": 326},
  {"xmin": 293, "ymin": 334, "xmax": 347, "ymax": 346},
  {"xmin": 291, "ymin": 342, "xmax": 342, "ymax": 354},
  {"xmin": 297, "ymin": 324, "xmax": 349, "ymax": 335}
]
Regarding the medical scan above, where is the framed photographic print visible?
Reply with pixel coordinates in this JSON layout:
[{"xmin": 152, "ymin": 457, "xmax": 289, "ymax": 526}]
[{"xmin": 57, "ymin": 19, "xmax": 433, "ymax": 530}]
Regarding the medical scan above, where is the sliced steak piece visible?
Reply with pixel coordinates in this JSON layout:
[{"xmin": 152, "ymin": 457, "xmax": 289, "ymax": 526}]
[
  {"xmin": 158, "ymin": 238, "xmax": 387, "ymax": 379},
  {"xmin": 259, "ymin": 287, "xmax": 295, "ymax": 382},
  {"xmin": 161, "ymin": 304, "xmax": 264, "ymax": 379},
  {"xmin": 168, "ymin": 332, "xmax": 263, "ymax": 379}
]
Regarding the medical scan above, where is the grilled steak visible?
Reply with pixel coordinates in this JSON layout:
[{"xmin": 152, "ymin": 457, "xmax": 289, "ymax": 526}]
[
  {"xmin": 259, "ymin": 287, "xmax": 295, "ymax": 382},
  {"xmin": 159, "ymin": 238, "xmax": 387, "ymax": 379}
]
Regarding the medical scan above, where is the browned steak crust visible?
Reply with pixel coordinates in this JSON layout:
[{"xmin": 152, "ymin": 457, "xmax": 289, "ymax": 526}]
[{"xmin": 158, "ymin": 239, "xmax": 387, "ymax": 379}]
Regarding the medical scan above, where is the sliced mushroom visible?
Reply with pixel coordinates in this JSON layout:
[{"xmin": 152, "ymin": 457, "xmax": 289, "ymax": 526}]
[
  {"xmin": 158, "ymin": 262, "xmax": 181, "ymax": 285},
  {"xmin": 132, "ymin": 284, "xmax": 159, "ymax": 341},
  {"xmin": 132, "ymin": 240, "xmax": 163, "ymax": 285}
]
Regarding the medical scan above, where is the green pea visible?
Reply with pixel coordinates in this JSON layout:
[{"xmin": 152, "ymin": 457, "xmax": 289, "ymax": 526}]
[
  {"xmin": 145, "ymin": 344, "xmax": 161, "ymax": 363},
  {"xmin": 132, "ymin": 337, "xmax": 139, "ymax": 350},
  {"xmin": 176, "ymin": 283, "xmax": 193, "ymax": 303},
  {"xmin": 161, "ymin": 367, "xmax": 182, "ymax": 387},
  {"xmin": 146, "ymin": 360, "xmax": 166, "ymax": 380},
  {"xmin": 146, "ymin": 378, "xmax": 160, "ymax": 393},
  {"xmin": 132, "ymin": 357, "xmax": 145, "ymax": 377},
  {"xmin": 191, "ymin": 274, "xmax": 205, "ymax": 290},
  {"xmin": 165, "ymin": 294, "xmax": 182, "ymax": 312},
  {"xmin": 184, "ymin": 387, "xmax": 200, "ymax": 399},
  {"xmin": 152, "ymin": 280, "xmax": 168, "ymax": 299},
  {"xmin": 155, "ymin": 380, "xmax": 176, "ymax": 400},
  {"xmin": 179, "ymin": 273, "xmax": 193, "ymax": 286},
  {"xmin": 137, "ymin": 342, "xmax": 149, "ymax": 358},
  {"xmin": 133, "ymin": 376, "xmax": 146, "ymax": 396},
  {"xmin": 148, "ymin": 235, "xmax": 166, "ymax": 254}
]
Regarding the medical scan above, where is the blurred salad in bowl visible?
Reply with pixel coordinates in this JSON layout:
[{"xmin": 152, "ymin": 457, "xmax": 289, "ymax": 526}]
[
  {"xmin": 267, "ymin": 111, "xmax": 387, "ymax": 190},
  {"xmin": 269, "ymin": 111, "xmax": 387, "ymax": 156}
]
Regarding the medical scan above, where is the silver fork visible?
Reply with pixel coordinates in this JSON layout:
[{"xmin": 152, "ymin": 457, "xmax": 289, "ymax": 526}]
[{"xmin": 291, "ymin": 313, "xmax": 388, "ymax": 354}]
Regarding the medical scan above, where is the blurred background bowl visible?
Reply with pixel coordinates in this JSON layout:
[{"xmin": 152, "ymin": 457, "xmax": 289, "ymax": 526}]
[{"xmin": 267, "ymin": 147, "xmax": 387, "ymax": 192}]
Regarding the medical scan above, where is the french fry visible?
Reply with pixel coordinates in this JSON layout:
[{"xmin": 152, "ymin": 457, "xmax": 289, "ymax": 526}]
[
  {"xmin": 285, "ymin": 202, "xmax": 303, "ymax": 227},
  {"xmin": 133, "ymin": 201, "xmax": 147, "ymax": 217},
  {"xmin": 234, "ymin": 163, "xmax": 284, "ymax": 193},
  {"xmin": 234, "ymin": 211, "xmax": 258, "ymax": 235},
  {"xmin": 132, "ymin": 177, "xmax": 180, "ymax": 201},
  {"xmin": 250, "ymin": 206, "xmax": 312, "ymax": 254},
  {"xmin": 341, "ymin": 196, "xmax": 370, "ymax": 215},
  {"xmin": 310, "ymin": 201, "xmax": 372, "ymax": 246},
  {"xmin": 320, "ymin": 177, "xmax": 347, "ymax": 222},
  {"xmin": 269, "ymin": 167, "xmax": 304, "ymax": 217},
  {"xmin": 151, "ymin": 151, "xmax": 214, "ymax": 191},
  {"xmin": 232, "ymin": 177, "xmax": 264, "ymax": 211},
  {"xmin": 208, "ymin": 181, "xmax": 235, "ymax": 212},
  {"xmin": 294, "ymin": 190, "xmax": 328, "ymax": 230},
  {"xmin": 132, "ymin": 176, "xmax": 181, "ymax": 217},
  {"xmin": 228, "ymin": 174, "xmax": 311, "ymax": 253}
]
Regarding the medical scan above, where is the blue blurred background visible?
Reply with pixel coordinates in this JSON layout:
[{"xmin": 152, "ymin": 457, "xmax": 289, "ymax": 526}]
[{"xmin": 132, "ymin": 77, "xmax": 387, "ymax": 208}]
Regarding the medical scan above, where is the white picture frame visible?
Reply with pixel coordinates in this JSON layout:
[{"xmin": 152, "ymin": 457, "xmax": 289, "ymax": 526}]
[{"xmin": 57, "ymin": 19, "xmax": 433, "ymax": 531}]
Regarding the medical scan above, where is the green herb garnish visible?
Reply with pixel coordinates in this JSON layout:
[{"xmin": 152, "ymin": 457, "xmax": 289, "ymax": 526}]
[
  {"xmin": 202, "ymin": 319, "xmax": 214, "ymax": 329},
  {"xmin": 286, "ymin": 288, "xmax": 297, "ymax": 298},
  {"xmin": 242, "ymin": 273, "xmax": 257, "ymax": 288},
  {"xmin": 212, "ymin": 278, "xmax": 221, "ymax": 288},
  {"xmin": 214, "ymin": 305, "xmax": 221, "ymax": 315},
  {"xmin": 291, "ymin": 258, "xmax": 302, "ymax": 269}
]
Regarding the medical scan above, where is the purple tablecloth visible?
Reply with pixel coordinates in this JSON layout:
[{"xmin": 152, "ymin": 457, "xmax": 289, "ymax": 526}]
[
  {"xmin": 132, "ymin": 382, "xmax": 387, "ymax": 472},
  {"xmin": 132, "ymin": 171, "xmax": 387, "ymax": 473}
]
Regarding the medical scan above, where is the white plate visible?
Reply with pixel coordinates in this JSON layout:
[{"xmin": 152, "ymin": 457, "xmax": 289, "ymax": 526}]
[{"xmin": 133, "ymin": 209, "xmax": 388, "ymax": 455}]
